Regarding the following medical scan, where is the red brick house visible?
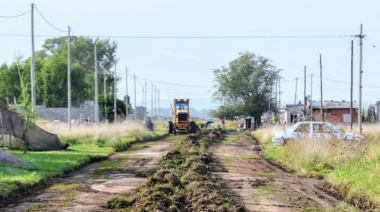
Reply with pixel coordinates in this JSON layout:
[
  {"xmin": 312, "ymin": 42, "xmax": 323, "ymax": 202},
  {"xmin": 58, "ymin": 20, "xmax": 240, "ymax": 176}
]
[{"xmin": 308, "ymin": 100, "xmax": 358, "ymax": 124}]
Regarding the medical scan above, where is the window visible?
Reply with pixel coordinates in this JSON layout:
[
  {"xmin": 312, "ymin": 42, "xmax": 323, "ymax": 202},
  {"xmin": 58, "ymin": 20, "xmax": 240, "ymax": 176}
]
[{"xmin": 295, "ymin": 123, "xmax": 309, "ymax": 133}]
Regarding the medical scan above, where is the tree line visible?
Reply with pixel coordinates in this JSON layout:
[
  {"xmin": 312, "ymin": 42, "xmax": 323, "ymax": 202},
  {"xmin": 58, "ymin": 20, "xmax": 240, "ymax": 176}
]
[{"xmin": 0, "ymin": 37, "xmax": 128, "ymax": 121}]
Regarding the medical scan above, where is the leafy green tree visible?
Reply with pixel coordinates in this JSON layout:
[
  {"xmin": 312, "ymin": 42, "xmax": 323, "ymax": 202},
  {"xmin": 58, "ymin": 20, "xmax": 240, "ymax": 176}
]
[
  {"xmin": 212, "ymin": 52, "xmax": 281, "ymax": 127},
  {"xmin": 98, "ymin": 94, "xmax": 127, "ymax": 122},
  {"xmin": 36, "ymin": 37, "xmax": 117, "ymax": 107},
  {"xmin": 41, "ymin": 53, "xmax": 67, "ymax": 107},
  {"xmin": 0, "ymin": 63, "xmax": 20, "ymax": 109}
]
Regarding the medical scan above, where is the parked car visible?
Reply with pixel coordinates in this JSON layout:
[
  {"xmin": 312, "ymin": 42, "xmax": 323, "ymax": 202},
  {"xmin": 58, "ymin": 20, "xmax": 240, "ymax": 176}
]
[{"xmin": 272, "ymin": 122, "xmax": 365, "ymax": 145}]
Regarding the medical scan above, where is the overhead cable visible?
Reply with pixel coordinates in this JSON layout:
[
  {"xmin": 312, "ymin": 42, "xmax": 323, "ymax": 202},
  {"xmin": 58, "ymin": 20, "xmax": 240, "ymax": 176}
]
[
  {"xmin": 132, "ymin": 75, "xmax": 210, "ymax": 88},
  {"xmin": 0, "ymin": 10, "xmax": 30, "ymax": 18},
  {"xmin": 34, "ymin": 6, "xmax": 67, "ymax": 33}
]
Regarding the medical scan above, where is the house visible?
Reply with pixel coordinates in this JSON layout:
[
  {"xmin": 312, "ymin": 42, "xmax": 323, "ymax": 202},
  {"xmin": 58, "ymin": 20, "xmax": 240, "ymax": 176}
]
[
  {"xmin": 284, "ymin": 103, "xmax": 304, "ymax": 124},
  {"xmin": 307, "ymin": 100, "xmax": 358, "ymax": 124}
]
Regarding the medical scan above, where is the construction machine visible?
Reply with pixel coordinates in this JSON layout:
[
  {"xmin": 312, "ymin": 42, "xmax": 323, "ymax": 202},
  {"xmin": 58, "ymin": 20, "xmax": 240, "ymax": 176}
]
[{"xmin": 168, "ymin": 99, "xmax": 197, "ymax": 134}]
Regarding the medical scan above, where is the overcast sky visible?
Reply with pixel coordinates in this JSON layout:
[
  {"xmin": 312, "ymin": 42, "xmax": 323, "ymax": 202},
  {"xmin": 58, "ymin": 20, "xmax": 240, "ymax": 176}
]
[{"xmin": 1, "ymin": 1, "xmax": 380, "ymax": 110}]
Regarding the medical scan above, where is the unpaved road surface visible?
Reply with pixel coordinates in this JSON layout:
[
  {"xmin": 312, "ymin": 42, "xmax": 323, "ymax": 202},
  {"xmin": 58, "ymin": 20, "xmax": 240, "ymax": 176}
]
[
  {"xmin": 2, "ymin": 132, "xmax": 343, "ymax": 211},
  {"xmin": 2, "ymin": 140, "xmax": 175, "ymax": 212},
  {"xmin": 209, "ymin": 133, "xmax": 341, "ymax": 212}
]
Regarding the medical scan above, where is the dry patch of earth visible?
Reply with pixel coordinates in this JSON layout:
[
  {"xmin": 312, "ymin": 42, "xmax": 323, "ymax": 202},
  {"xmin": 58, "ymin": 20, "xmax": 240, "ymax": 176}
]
[{"xmin": 209, "ymin": 132, "xmax": 341, "ymax": 212}]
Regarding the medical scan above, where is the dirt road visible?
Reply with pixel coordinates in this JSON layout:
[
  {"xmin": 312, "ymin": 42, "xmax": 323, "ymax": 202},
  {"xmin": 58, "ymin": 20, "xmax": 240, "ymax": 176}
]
[
  {"xmin": 2, "ymin": 131, "xmax": 344, "ymax": 211},
  {"xmin": 209, "ymin": 132, "xmax": 341, "ymax": 211},
  {"xmin": 2, "ymin": 140, "xmax": 175, "ymax": 212}
]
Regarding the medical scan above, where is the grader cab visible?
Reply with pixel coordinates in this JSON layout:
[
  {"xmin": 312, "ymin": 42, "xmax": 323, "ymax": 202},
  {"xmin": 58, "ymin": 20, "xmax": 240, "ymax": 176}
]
[{"xmin": 168, "ymin": 99, "xmax": 197, "ymax": 134}]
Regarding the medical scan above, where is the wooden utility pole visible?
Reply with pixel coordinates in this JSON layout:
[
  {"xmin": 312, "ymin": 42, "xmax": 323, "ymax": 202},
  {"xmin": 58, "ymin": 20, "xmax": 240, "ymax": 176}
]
[
  {"xmin": 125, "ymin": 66, "xmax": 128, "ymax": 120},
  {"xmin": 358, "ymin": 24, "xmax": 364, "ymax": 135},
  {"xmin": 279, "ymin": 79, "xmax": 281, "ymax": 117},
  {"xmin": 104, "ymin": 70, "xmax": 107, "ymax": 122},
  {"xmin": 31, "ymin": 3, "xmax": 36, "ymax": 112},
  {"xmin": 158, "ymin": 89, "xmax": 160, "ymax": 119},
  {"xmin": 304, "ymin": 66, "xmax": 306, "ymax": 119},
  {"xmin": 275, "ymin": 78, "xmax": 278, "ymax": 122},
  {"xmin": 350, "ymin": 40, "xmax": 354, "ymax": 130},
  {"xmin": 154, "ymin": 86, "xmax": 157, "ymax": 120},
  {"xmin": 294, "ymin": 77, "xmax": 298, "ymax": 106},
  {"xmin": 144, "ymin": 81, "xmax": 147, "ymax": 120},
  {"xmin": 114, "ymin": 62, "xmax": 117, "ymax": 123},
  {"xmin": 94, "ymin": 41, "xmax": 99, "ymax": 125},
  {"xmin": 311, "ymin": 73, "xmax": 313, "ymax": 121},
  {"xmin": 151, "ymin": 83, "xmax": 153, "ymax": 118},
  {"xmin": 67, "ymin": 26, "xmax": 71, "ymax": 130},
  {"xmin": 142, "ymin": 87, "xmax": 144, "ymax": 110},
  {"xmin": 134, "ymin": 73, "xmax": 136, "ymax": 120},
  {"xmin": 320, "ymin": 54, "xmax": 323, "ymax": 122}
]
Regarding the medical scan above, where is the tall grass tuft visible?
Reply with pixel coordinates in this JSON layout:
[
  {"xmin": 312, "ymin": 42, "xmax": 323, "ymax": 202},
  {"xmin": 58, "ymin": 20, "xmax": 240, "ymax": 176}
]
[
  {"xmin": 40, "ymin": 121, "xmax": 168, "ymax": 152},
  {"xmin": 253, "ymin": 124, "xmax": 380, "ymax": 208}
]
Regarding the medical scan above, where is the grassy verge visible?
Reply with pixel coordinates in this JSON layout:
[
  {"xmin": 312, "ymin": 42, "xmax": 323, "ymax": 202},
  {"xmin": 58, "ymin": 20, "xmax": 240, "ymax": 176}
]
[
  {"xmin": 0, "ymin": 121, "xmax": 168, "ymax": 205},
  {"xmin": 252, "ymin": 125, "xmax": 380, "ymax": 210},
  {"xmin": 107, "ymin": 129, "xmax": 246, "ymax": 211}
]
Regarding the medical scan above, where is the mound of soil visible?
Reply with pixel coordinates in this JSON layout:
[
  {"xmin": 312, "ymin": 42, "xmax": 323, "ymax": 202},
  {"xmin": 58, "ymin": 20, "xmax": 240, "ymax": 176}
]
[
  {"xmin": 0, "ymin": 150, "xmax": 31, "ymax": 165},
  {"xmin": 107, "ymin": 129, "xmax": 246, "ymax": 211}
]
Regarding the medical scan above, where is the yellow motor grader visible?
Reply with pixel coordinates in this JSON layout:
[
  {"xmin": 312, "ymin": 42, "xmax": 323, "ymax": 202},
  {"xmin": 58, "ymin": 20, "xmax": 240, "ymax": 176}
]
[{"xmin": 168, "ymin": 99, "xmax": 197, "ymax": 134}]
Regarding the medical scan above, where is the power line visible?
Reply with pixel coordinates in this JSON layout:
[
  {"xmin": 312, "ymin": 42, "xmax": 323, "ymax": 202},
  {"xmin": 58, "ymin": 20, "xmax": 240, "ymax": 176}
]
[
  {"xmin": 0, "ymin": 10, "xmax": 30, "ymax": 18},
  {"xmin": 132, "ymin": 75, "xmax": 210, "ymax": 88},
  {"xmin": 0, "ymin": 34, "xmax": 355, "ymax": 39},
  {"xmin": 79, "ymin": 34, "xmax": 355, "ymax": 39},
  {"xmin": 364, "ymin": 36, "xmax": 380, "ymax": 55},
  {"xmin": 313, "ymin": 75, "xmax": 380, "ymax": 89},
  {"xmin": 34, "ymin": 6, "xmax": 67, "ymax": 33}
]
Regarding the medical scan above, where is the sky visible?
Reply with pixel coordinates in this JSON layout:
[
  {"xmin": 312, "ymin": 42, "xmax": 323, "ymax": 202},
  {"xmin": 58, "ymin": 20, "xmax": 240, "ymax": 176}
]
[{"xmin": 1, "ymin": 0, "xmax": 380, "ymax": 110}]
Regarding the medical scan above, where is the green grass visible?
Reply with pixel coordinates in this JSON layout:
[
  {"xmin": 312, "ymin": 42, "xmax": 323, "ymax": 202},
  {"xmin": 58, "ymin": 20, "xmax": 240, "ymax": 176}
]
[
  {"xmin": 0, "ymin": 121, "xmax": 168, "ymax": 200},
  {"xmin": 252, "ymin": 125, "xmax": 380, "ymax": 210}
]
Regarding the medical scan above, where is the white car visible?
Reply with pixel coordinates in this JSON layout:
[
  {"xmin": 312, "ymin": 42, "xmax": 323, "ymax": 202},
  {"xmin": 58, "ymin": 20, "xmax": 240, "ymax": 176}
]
[{"xmin": 272, "ymin": 122, "xmax": 364, "ymax": 145}]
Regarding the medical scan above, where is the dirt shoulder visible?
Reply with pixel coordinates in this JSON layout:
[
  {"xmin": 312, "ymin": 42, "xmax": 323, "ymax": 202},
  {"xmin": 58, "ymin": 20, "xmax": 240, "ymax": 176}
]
[
  {"xmin": 1, "ymin": 140, "xmax": 175, "ymax": 212},
  {"xmin": 209, "ymin": 132, "xmax": 341, "ymax": 212}
]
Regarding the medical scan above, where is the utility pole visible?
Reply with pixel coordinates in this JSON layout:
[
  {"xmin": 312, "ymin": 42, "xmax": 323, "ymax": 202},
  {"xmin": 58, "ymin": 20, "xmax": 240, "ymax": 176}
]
[
  {"xmin": 310, "ymin": 74, "xmax": 313, "ymax": 121},
  {"xmin": 114, "ymin": 62, "xmax": 117, "ymax": 123},
  {"xmin": 142, "ymin": 87, "xmax": 144, "ymax": 107},
  {"xmin": 144, "ymin": 81, "xmax": 147, "ymax": 120},
  {"xmin": 358, "ymin": 24, "xmax": 364, "ymax": 135},
  {"xmin": 104, "ymin": 69, "xmax": 107, "ymax": 122},
  {"xmin": 320, "ymin": 54, "xmax": 324, "ymax": 122},
  {"xmin": 275, "ymin": 78, "xmax": 278, "ymax": 122},
  {"xmin": 350, "ymin": 40, "xmax": 354, "ymax": 130},
  {"xmin": 294, "ymin": 77, "xmax": 298, "ymax": 106},
  {"xmin": 94, "ymin": 41, "xmax": 99, "ymax": 125},
  {"xmin": 125, "ymin": 66, "xmax": 128, "ymax": 120},
  {"xmin": 304, "ymin": 66, "xmax": 306, "ymax": 119},
  {"xmin": 151, "ymin": 83, "xmax": 153, "ymax": 119},
  {"xmin": 279, "ymin": 79, "xmax": 281, "ymax": 114},
  {"xmin": 67, "ymin": 26, "xmax": 71, "ymax": 130},
  {"xmin": 134, "ymin": 73, "xmax": 136, "ymax": 120},
  {"xmin": 31, "ymin": 3, "xmax": 36, "ymax": 112},
  {"xmin": 154, "ymin": 86, "xmax": 157, "ymax": 120},
  {"xmin": 158, "ymin": 88, "xmax": 160, "ymax": 119}
]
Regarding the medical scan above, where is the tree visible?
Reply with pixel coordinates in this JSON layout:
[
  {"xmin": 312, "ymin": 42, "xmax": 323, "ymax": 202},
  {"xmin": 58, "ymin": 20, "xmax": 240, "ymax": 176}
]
[
  {"xmin": 212, "ymin": 52, "xmax": 281, "ymax": 127},
  {"xmin": 98, "ymin": 94, "xmax": 126, "ymax": 122},
  {"xmin": 36, "ymin": 37, "xmax": 118, "ymax": 107},
  {"xmin": 0, "ymin": 63, "xmax": 20, "ymax": 109}
]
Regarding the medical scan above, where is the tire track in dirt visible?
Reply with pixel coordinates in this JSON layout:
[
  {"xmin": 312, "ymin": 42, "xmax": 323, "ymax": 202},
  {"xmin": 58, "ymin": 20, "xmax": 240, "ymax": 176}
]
[
  {"xmin": 2, "ymin": 140, "xmax": 175, "ymax": 212},
  {"xmin": 209, "ymin": 133, "xmax": 341, "ymax": 212}
]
